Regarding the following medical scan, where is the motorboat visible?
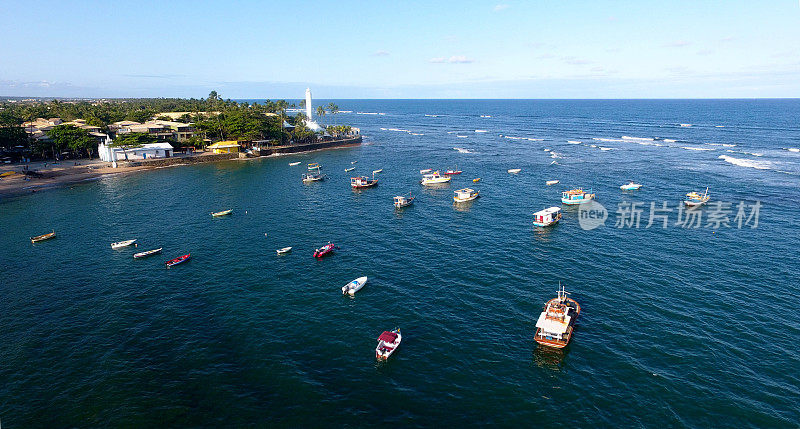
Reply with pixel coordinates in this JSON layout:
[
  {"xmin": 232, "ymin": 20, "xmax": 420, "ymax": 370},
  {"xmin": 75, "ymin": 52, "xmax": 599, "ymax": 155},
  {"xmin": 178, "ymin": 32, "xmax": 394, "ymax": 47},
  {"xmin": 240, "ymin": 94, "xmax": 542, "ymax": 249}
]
[
  {"xmin": 533, "ymin": 207, "xmax": 562, "ymax": 227},
  {"xmin": 453, "ymin": 188, "xmax": 480, "ymax": 203},
  {"xmin": 473, "ymin": 178, "xmax": 481, "ymax": 182},
  {"xmin": 561, "ymin": 188, "xmax": 595, "ymax": 205},
  {"xmin": 546, "ymin": 180, "xmax": 559, "ymax": 186},
  {"xmin": 111, "ymin": 239, "xmax": 137, "ymax": 249},
  {"xmin": 307, "ymin": 162, "xmax": 321, "ymax": 170},
  {"xmin": 134, "ymin": 248, "xmax": 162, "ymax": 259},
  {"xmin": 211, "ymin": 209, "xmax": 233, "ymax": 217},
  {"xmin": 684, "ymin": 187, "xmax": 710, "ymax": 207},
  {"xmin": 30, "ymin": 230, "xmax": 56, "ymax": 243},
  {"xmin": 372, "ymin": 169, "xmax": 383, "ymax": 174},
  {"xmin": 420, "ymin": 171, "xmax": 451, "ymax": 185},
  {"xmin": 508, "ymin": 168, "xmax": 522, "ymax": 174},
  {"xmin": 620, "ymin": 181, "xmax": 642, "ymax": 191},
  {"xmin": 376, "ymin": 328, "xmax": 402, "ymax": 360},
  {"xmin": 419, "ymin": 168, "xmax": 433, "ymax": 174},
  {"xmin": 289, "ymin": 162, "xmax": 301, "ymax": 166},
  {"xmin": 393, "ymin": 194, "xmax": 415, "ymax": 208},
  {"xmin": 303, "ymin": 167, "xmax": 325, "ymax": 183},
  {"xmin": 276, "ymin": 247, "xmax": 292, "ymax": 255},
  {"xmin": 351, "ymin": 176, "xmax": 378, "ymax": 188},
  {"xmin": 165, "ymin": 254, "xmax": 191, "ymax": 268},
  {"xmin": 313, "ymin": 242, "xmax": 336, "ymax": 258},
  {"xmin": 345, "ymin": 167, "xmax": 355, "ymax": 172},
  {"xmin": 342, "ymin": 276, "xmax": 368, "ymax": 296},
  {"xmin": 534, "ymin": 283, "xmax": 581, "ymax": 349}
]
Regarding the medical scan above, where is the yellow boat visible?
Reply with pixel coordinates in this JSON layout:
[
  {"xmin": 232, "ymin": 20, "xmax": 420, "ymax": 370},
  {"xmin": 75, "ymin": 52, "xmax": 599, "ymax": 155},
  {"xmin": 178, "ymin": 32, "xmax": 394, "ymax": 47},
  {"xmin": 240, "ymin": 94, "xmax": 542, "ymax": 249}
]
[
  {"xmin": 31, "ymin": 230, "xmax": 56, "ymax": 243},
  {"xmin": 473, "ymin": 178, "xmax": 481, "ymax": 182},
  {"xmin": 211, "ymin": 209, "xmax": 233, "ymax": 217}
]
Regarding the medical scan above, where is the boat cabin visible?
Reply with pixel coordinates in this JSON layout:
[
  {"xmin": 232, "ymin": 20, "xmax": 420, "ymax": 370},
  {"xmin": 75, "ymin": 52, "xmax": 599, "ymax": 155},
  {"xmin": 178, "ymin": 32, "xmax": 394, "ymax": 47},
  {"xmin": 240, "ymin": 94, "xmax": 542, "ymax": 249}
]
[
  {"xmin": 533, "ymin": 207, "xmax": 562, "ymax": 227},
  {"xmin": 561, "ymin": 188, "xmax": 595, "ymax": 204},
  {"xmin": 351, "ymin": 176, "xmax": 377, "ymax": 187}
]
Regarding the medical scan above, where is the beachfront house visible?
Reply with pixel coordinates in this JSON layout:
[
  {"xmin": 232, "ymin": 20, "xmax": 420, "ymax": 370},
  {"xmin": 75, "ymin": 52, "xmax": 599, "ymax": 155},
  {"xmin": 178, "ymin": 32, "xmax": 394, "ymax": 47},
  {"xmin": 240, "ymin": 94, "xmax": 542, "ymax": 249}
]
[
  {"xmin": 208, "ymin": 141, "xmax": 240, "ymax": 154},
  {"xmin": 98, "ymin": 141, "xmax": 173, "ymax": 162}
]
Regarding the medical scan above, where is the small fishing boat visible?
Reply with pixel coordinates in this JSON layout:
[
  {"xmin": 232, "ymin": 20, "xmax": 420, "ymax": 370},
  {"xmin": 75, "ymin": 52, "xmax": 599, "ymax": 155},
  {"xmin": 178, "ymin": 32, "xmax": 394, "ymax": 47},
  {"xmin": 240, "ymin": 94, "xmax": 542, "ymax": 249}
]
[
  {"xmin": 165, "ymin": 254, "xmax": 191, "ymax": 268},
  {"xmin": 546, "ymin": 180, "xmax": 560, "ymax": 186},
  {"xmin": 351, "ymin": 176, "xmax": 378, "ymax": 188},
  {"xmin": 134, "ymin": 247, "xmax": 162, "ymax": 259},
  {"xmin": 276, "ymin": 247, "xmax": 292, "ymax": 255},
  {"xmin": 419, "ymin": 168, "xmax": 433, "ymax": 174},
  {"xmin": 453, "ymin": 188, "xmax": 480, "ymax": 203},
  {"xmin": 111, "ymin": 239, "xmax": 137, "ymax": 249},
  {"xmin": 444, "ymin": 166, "xmax": 462, "ymax": 175},
  {"xmin": 684, "ymin": 187, "xmax": 710, "ymax": 207},
  {"xmin": 307, "ymin": 162, "xmax": 321, "ymax": 170},
  {"xmin": 342, "ymin": 276, "xmax": 368, "ymax": 296},
  {"xmin": 532, "ymin": 207, "xmax": 562, "ymax": 227},
  {"xmin": 376, "ymin": 328, "xmax": 402, "ymax": 360},
  {"xmin": 534, "ymin": 284, "xmax": 581, "ymax": 349},
  {"xmin": 302, "ymin": 172, "xmax": 325, "ymax": 183},
  {"xmin": 30, "ymin": 230, "xmax": 56, "ymax": 243},
  {"xmin": 345, "ymin": 167, "xmax": 355, "ymax": 172},
  {"xmin": 313, "ymin": 242, "xmax": 336, "ymax": 258},
  {"xmin": 420, "ymin": 171, "xmax": 451, "ymax": 185},
  {"xmin": 620, "ymin": 181, "xmax": 642, "ymax": 191},
  {"xmin": 351, "ymin": 160, "xmax": 358, "ymax": 164},
  {"xmin": 211, "ymin": 209, "xmax": 233, "ymax": 217},
  {"xmin": 372, "ymin": 169, "xmax": 383, "ymax": 174},
  {"xmin": 508, "ymin": 168, "xmax": 522, "ymax": 174},
  {"xmin": 561, "ymin": 188, "xmax": 595, "ymax": 205},
  {"xmin": 393, "ymin": 194, "xmax": 415, "ymax": 208},
  {"xmin": 289, "ymin": 162, "xmax": 301, "ymax": 166},
  {"xmin": 473, "ymin": 178, "xmax": 481, "ymax": 183}
]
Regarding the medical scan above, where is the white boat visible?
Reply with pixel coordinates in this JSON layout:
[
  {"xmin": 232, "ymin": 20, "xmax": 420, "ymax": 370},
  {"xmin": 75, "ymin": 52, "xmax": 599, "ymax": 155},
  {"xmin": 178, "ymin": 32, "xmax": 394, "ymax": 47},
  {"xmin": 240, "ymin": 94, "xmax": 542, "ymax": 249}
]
[
  {"xmin": 351, "ymin": 160, "xmax": 358, "ymax": 164},
  {"xmin": 420, "ymin": 171, "xmax": 451, "ymax": 185},
  {"xmin": 211, "ymin": 209, "xmax": 233, "ymax": 217},
  {"xmin": 620, "ymin": 181, "xmax": 642, "ymax": 191},
  {"xmin": 508, "ymin": 168, "xmax": 522, "ymax": 174},
  {"xmin": 134, "ymin": 247, "xmax": 162, "ymax": 259},
  {"xmin": 276, "ymin": 247, "xmax": 292, "ymax": 255},
  {"xmin": 372, "ymin": 169, "xmax": 383, "ymax": 174},
  {"xmin": 111, "ymin": 239, "xmax": 137, "ymax": 249},
  {"xmin": 533, "ymin": 207, "xmax": 562, "ymax": 227},
  {"xmin": 546, "ymin": 180, "xmax": 560, "ymax": 186},
  {"xmin": 289, "ymin": 162, "xmax": 301, "ymax": 166},
  {"xmin": 684, "ymin": 187, "xmax": 710, "ymax": 207},
  {"xmin": 419, "ymin": 168, "xmax": 433, "ymax": 174},
  {"xmin": 345, "ymin": 167, "xmax": 355, "ymax": 172},
  {"xmin": 376, "ymin": 328, "xmax": 402, "ymax": 360},
  {"xmin": 561, "ymin": 188, "xmax": 595, "ymax": 205},
  {"xmin": 453, "ymin": 188, "xmax": 480, "ymax": 203},
  {"xmin": 342, "ymin": 276, "xmax": 368, "ymax": 296},
  {"xmin": 394, "ymin": 194, "xmax": 415, "ymax": 208}
]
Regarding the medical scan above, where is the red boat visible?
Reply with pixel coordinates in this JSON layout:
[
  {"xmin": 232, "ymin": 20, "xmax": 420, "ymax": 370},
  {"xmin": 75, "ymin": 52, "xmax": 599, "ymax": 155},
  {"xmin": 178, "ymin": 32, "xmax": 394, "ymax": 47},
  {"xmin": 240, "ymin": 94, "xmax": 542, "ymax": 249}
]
[
  {"xmin": 165, "ymin": 254, "xmax": 191, "ymax": 268},
  {"xmin": 313, "ymin": 242, "xmax": 336, "ymax": 258},
  {"xmin": 444, "ymin": 167, "xmax": 462, "ymax": 175}
]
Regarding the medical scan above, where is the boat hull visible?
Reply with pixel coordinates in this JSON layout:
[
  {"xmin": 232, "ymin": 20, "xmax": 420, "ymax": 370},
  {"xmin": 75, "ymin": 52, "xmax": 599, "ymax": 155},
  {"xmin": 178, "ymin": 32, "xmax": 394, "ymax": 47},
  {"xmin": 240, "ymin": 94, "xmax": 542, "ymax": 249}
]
[
  {"xmin": 30, "ymin": 232, "xmax": 56, "ymax": 243},
  {"xmin": 165, "ymin": 254, "xmax": 191, "ymax": 267},
  {"xmin": 342, "ymin": 276, "xmax": 368, "ymax": 296},
  {"xmin": 134, "ymin": 248, "xmax": 162, "ymax": 259},
  {"xmin": 561, "ymin": 198, "xmax": 593, "ymax": 205}
]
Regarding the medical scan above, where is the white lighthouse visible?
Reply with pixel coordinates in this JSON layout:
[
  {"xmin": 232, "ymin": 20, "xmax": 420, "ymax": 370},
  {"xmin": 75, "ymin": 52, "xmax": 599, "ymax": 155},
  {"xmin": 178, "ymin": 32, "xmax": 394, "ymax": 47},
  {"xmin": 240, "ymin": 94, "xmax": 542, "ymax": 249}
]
[{"xmin": 303, "ymin": 87, "xmax": 323, "ymax": 131}]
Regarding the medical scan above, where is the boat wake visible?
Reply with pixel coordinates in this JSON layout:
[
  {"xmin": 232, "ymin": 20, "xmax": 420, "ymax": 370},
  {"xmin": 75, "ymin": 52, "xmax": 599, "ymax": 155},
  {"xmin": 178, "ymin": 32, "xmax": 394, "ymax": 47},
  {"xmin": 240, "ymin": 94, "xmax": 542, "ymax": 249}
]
[
  {"xmin": 622, "ymin": 136, "xmax": 654, "ymax": 141},
  {"xmin": 503, "ymin": 135, "xmax": 544, "ymax": 141},
  {"xmin": 357, "ymin": 112, "xmax": 385, "ymax": 115},
  {"xmin": 718, "ymin": 155, "xmax": 773, "ymax": 170},
  {"xmin": 453, "ymin": 147, "xmax": 473, "ymax": 154}
]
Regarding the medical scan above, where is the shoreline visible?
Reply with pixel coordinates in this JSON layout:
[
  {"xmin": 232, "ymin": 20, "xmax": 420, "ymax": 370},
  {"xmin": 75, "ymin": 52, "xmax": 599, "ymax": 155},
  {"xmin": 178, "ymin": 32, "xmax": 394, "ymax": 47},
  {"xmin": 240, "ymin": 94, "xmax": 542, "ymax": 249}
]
[{"xmin": 0, "ymin": 136, "xmax": 362, "ymax": 201}]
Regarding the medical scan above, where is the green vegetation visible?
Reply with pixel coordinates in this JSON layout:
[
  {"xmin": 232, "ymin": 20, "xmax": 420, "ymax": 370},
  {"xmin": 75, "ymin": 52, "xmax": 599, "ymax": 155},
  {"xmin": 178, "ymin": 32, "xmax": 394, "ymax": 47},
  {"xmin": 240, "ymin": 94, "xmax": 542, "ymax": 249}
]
[
  {"xmin": 47, "ymin": 125, "xmax": 96, "ymax": 159},
  {"xmin": 0, "ymin": 110, "xmax": 27, "ymax": 150},
  {"xmin": 110, "ymin": 132, "xmax": 156, "ymax": 148}
]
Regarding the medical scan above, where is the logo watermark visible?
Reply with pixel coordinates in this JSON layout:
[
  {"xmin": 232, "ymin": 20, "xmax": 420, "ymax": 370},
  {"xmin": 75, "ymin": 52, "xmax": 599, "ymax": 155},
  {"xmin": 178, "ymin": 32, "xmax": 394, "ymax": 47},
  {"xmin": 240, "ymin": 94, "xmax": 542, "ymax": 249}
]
[
  {"xmin": 578, "ymin": 200, "xmax": 608, "ymax": 230},
  {"xmin": 577, "ymin": 200, "xmax": 761, "ymax": 230}
]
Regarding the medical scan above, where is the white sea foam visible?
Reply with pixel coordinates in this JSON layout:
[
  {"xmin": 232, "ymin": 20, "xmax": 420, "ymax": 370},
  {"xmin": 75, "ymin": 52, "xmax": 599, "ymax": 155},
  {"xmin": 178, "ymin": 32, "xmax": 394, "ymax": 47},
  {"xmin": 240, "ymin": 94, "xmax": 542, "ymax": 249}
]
[
  {"xmin": 663, "ymin": 139, "xmax": 677, "ymax": 143},
  {"xmin": 567, "ymin": 140, "xmax": 581, "ymax": 144},
  {"xmin": 599, "ymin": 147, "xmax": 613, "ymax": 151},
  {"xmin": 409, "ymin": 133, "xmax": 424, "ymax": 136},
  {"xmin": 718, "ymin": 155, "xmax": 772, "ymax": 170},
  {"xmin": 457, "ymin": 135, "xmax": 468, "ymax": 138},
  {"xmin": 681, "ymin": 146, "xmax": 714, "ymax": 151},
  {"xmin": 593, "ymin": 137, "xmax": 625, "ymax": 142},
  {"xmin": 503, "ymin": 136, "xmax": 543, "ymax": 141},
  {"xmin": 589, "ymin": 144, "xmax": 597, "ymax": 148},
  {"xmin": 424, "ymin": 114, "xmax": 440, "ymax": 117},
  {"xmin": 357, "ymin": 112, "xmax": 381, "ymax": 115},
  {"xmin": 715, "ymin": 125, "xmax": 725, "ymax": 128},
  {"xmin": 453, "ymin": 147, "xmax": 473, "ymax": 154},
  {"xmin": 386, "ymin": 128, "xmax": 410, "ymax": 132},
  {"xmin": 622, "ymin": 136, "xmax": 654, "ymax": 141},
  {"xmin": 475, "ymin": 129, "xmax": 488, "ymax": 133},
  {"xmin": 727, "ymin": 150, "xmax": 763, "ymax": 157},
  {"xmin": 786, "ymin": 148, "xmax": 799, "ymax": 153},
  {"xmin": 706, "ymin": 143, "xmax": 735, "ymax": 147},
  {"xmin": 680, "ymin": 123, "xmax": 692, "ymax": 127},
  {"xmin": 338, "ymin": 110, "xmax": 353, "ymax": 113},
  {"xmin": 550, "ymin": 152, "xmax": 561, "ymax": 159},
  {"xmin": 480, "ymin": 115, "xmax": 492, "ymax": 118}
]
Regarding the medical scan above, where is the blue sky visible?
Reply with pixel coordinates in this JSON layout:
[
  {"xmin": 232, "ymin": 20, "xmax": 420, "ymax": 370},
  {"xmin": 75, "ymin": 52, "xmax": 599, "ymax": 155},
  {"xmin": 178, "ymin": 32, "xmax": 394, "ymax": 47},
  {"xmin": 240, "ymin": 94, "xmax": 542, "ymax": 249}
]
[{"xmin": 1, "ymin": 0, "xmax": 798, "ymax": 98}]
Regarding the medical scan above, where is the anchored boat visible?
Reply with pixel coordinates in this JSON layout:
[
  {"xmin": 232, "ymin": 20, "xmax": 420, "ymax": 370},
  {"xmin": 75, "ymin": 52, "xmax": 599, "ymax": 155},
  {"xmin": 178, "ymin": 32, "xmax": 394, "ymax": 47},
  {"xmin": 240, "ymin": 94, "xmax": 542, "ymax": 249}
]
[
  {"xmin": 508, "ymin": 168, "xmax": 522, "ymax": 174},
  {"xmin": 534, "ymin": 284, "xmax": 581, "ymax": 349},
  {"xmin": 561, "ymin": 188, "xmax": 595, "ymax": 205},
  {"xmin": 620, "ymin": 181, "xmax": 642, "ymax": 191},
  {"xmin": 165, "ymin": 254, "xmax": 191, "ymax": 268},
  {"xmin": 393, "ymin": 194, "xmax": 415, "ymax": 208},
  {"xmin": 289, "ymin": 162, "xmax": 301, "ymax": 166},
  {"xmin": 420, "ymin": 171, "xmax": 451, "ymax": 185},
  {"xmin": 419, "ymin": 168, "xmax": 433, "ymax": 174},
  {"xmin": 376, "ymin": 328, "xmax": 402, "ymax": 360},
  {"xmin": 351, "ymin": 176, "xmax": 378, "ymax": 188},
  {"xmin": 345, "ymin": 167, "xmax": 355, "ymax": 172},
  {"xmin": 684, "ymin": 187, "xmax": 710, "ymax": 207},
  {"xmin": 134, "ymin": 248, "xmax": 162, "ymax": 259},
  {"xmin": 276, "ymin": 247, "xmax": 292, "ymax": 255},
  {"xmin": 444, "ymin": 166, "xmax": 462, "ymax": 175},
  {"xmin": 30, "ymin": 230, "xmax": 56, "ymax": 243},
  {"xmin": 342, "ymin": 276, "xmax": 368, "ymax": 296},
  {"xmin": 111, "ymin": 239, "xmax": 137, "ymax": 249},
  {"xmin": 533, "ymin": 207, "xmax": 562, "ymax": 227},
  {"xmin": 211, "ymin": 209, "xmax": 233, "ymax": 217},
  {"xmin": 546, "ymin": 180, "xmax": 559, "ymax": 186},
  {"xmin": 313, "ymin": 242, "xmax": 336, "ymax": 258},
  {"xmin": 453, "ymin": 188, "xmax": 480, "ymax": 203}
]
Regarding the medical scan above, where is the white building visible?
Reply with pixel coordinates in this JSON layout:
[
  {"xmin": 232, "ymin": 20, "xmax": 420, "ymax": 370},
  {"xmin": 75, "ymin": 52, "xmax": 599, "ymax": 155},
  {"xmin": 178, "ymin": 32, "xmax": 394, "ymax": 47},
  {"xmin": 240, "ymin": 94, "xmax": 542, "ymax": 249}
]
[
  {"xmin": 303, "ymin": 87, "xmax": 324, "ymax": 132},
  {"xmin": 98, "ymin": 141, "xmax": 174, "ymax": 163}
]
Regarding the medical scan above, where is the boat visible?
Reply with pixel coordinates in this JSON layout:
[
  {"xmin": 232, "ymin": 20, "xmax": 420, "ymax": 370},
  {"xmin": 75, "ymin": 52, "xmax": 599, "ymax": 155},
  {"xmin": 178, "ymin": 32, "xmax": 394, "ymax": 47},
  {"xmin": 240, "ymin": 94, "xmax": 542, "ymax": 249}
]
[
  {"xmin": 30, "ymin": 230, "xmax": 56, "ymax": 243},
  {"xmin": 444, "ymin": 166, "xmax": 462, "ymax": 175},
  {"xmin": 420, "ymin": 171, "xmax": 451, "ymax": 185},
  {"xmin": 561, "ymin": 188, "xmax": 595, "ymax": 205},
  {"xmin": 620, "ymin": 181, "xmax": 642, "ymax": 191},
  {"xmin": 289, "ymin": 162, "xmax": 301, "ymax": 166},
  {"xmin": 302, "ymin": 166, "xmax": 325, "ymax": 183},
  {"xmin": 313, "ymin": 242, "xmax": 336, "ymax": 258},
  {"xmin": 211, "ymin": 209, "xmax": 233, "ymax": 217},
  {"xmin": 276, "ymin": 247, "xmax": 292, "ymax": 255},
  {"xmin": 351, "ymin": 176, "xmax": 378, "ymax": 188},
  {"xmin": 473, "ymin": 178, "xmax": 481, "ymax": 183},
  {"xmin": 393, "ymin": 194, "xmax": 415, "ymax": 208},
  {"xmin": 351, "ymin": 160, "xmax": 358, "ymax": 164},
  {"xmin": 419, "ymin": 168, "xmax": 432, "ymax": 174},
  {"xmin": 134, "ymin": 248, "xmax": 162, "ymax": 259},
  {"xmin": 307, "ymin": 162, "xmax": 321, "ymax": 170},
  {"xmin": 508, "ymin": 168, "xmax": 522, "ymax": 174},
  {"xmin": 345, "ymin": 167, "xmax": 355, "ymax": 172},
  {"xmin": 534, "ymin": 284, "xmax": 581, "ymax": 349},
  {"xmin": 111, "ymin": 239, "xmax": 137, "ymax": 249},
  {"xmin": 546, "ymin": 180, "xmax": 560, "ymax": 186},
  {"xmin": 372, "ymin": 169, "xmax": 383, "ymax": 174},
  {"xmin": 165, "ymin": 254, "xmax": 191, "ymax": 268},
  {"xmin": 453, "ymin": 188, "xmax": 480, "ymax": 203},
  {"xmin": 376, "ymin": 328, "xmax": 402, "ymax": 360},
  {"xmin": 532, "ymin": 207, "xmax": 562, "ymax": 227},
  {"xmin": 684, "ymin": 187, "xmax": 710, "ymax": 207},
  {"xmin": 342, "ymin": 276, "xmax": 368, "ymax": 296}
]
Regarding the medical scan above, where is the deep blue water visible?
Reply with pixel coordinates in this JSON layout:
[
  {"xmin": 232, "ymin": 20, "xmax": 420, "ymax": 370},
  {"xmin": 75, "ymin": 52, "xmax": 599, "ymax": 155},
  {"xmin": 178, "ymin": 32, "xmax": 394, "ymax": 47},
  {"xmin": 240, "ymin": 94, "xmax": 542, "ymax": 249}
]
[{"xmin": 1, "ymin": 100, "xmax": 799, "ymax": 427}]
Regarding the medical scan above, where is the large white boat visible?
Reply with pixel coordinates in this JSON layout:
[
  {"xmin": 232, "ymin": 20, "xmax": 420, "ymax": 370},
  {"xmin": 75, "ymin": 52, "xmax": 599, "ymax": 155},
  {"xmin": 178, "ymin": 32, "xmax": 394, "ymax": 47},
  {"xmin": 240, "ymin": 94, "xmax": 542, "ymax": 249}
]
[
  {"xmin": 453, "ymin": 188, "xmax": 480, "ymax": 203},
  {"xmin": 684, "ymin": 187, "xmax": 710, "ymax": 207},
  {"xmin": 620, "ymin": 181, "xmax": 642, "ymax": 191},
  {"xmin": 561, "ymin": 188, "xmax": 595, "ymax": 205},
  {"xmin": 534, "ymin": 284, "xmax": 581, "ymax": 349},
  {"xmin": 532, "ymin": 207, "xmax": 562, "ymax": 227},
  {"xmin": 420, "ymin": 171, "xmax": 451, "ymax": 185},
  {"xmin": 342, "ymin": 276, "xmax": 368, "ymax": 296},
  {"xmin": 376, "ymin": 328, "xmax": 402, "ymax": 360}
]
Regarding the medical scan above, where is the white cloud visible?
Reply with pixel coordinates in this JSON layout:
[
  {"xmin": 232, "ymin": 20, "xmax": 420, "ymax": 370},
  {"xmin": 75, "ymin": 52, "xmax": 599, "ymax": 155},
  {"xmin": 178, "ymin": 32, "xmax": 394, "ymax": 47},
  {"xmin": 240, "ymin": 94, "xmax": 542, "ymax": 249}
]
[
  {"xmin": 429, "ymin": 57, "xmax": 446, "ymax": 63},
  {"xmin": 493, "ymin": 4, "xmax": 509, "ymax": 12},
  {"xmin": 664, "ymin": 40, "xmax": 692, "ymax": 48},
  {"xmin": 562, "ymin": 56, "xmax": 591, "ymax": 65},
  {"xmin": 372, "ymin": 50, "xmax": 390, "ymax": 57},
  {"xmin": 696, "ymin": 49, "xmax": 714, "ymax": 56},
  {"xmin": 430, "ymin": 56, "xmax": 475, "ymax": 64}
]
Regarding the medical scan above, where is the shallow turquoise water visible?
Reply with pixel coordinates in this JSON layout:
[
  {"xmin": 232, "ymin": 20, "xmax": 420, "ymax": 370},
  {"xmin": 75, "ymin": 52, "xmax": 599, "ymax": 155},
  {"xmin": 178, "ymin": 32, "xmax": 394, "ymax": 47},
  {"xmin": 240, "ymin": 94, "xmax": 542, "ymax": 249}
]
[{"xmin": 1, "ymin": 100, "xmax": 799, "ymax": 427}]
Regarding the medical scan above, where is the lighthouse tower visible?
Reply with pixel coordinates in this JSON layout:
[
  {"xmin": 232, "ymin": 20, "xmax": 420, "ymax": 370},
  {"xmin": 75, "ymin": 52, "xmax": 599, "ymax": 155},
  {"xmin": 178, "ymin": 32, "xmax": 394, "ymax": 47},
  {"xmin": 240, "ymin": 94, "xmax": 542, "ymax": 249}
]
[{"xmin": 303, "ymin": 87, "xmax": 323, "ymax": 131}]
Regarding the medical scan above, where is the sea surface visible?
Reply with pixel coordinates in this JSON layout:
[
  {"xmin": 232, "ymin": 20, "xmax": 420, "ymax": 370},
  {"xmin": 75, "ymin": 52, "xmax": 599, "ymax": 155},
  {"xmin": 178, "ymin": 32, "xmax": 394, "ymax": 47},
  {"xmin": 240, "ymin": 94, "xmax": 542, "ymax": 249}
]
[{"xmin": 1, "ymin": 100, "xmax": 799, "ymax": 427}]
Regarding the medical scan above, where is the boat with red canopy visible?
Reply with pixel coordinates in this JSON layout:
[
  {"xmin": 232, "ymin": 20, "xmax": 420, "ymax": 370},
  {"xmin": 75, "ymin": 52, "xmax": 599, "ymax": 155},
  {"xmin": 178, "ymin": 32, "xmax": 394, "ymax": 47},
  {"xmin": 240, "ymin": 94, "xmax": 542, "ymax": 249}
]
[
  {"xmin": 376, "ymin": 328, "xmax": 402, "ymax": 360},
  {"xmin": 165, "ymin": 254, "xmax": 191, "ymax": 268},
  {"xmin": 313, "ymin": 242, "xmax": 336, "ymax": 258},
  {"xmin": 444, "ymin": 166, "xmax": 462, "ymax": 175}
]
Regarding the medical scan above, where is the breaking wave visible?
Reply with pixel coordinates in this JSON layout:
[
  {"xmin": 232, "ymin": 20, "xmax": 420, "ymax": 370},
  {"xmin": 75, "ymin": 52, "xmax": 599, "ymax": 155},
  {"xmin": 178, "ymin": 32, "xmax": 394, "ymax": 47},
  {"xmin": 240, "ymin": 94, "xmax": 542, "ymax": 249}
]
[
  {"xmin": 681, "ymin": 146, "xmax": 714, "ymax": 151},
  {"xmin": 453, "ymin": 147, "xmax": 473, "ymax": 154},
  {"xmin": 718, "ymin": 155, "xmax": 772, "ymax": 170}
]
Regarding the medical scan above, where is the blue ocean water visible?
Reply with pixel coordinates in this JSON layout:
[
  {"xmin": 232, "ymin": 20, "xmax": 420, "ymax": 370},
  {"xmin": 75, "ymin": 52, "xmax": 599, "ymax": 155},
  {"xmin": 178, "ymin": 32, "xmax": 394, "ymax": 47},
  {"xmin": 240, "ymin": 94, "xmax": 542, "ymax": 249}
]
[{"xmin": 1, "ymin": 100, "xmax": 799, "ymax": 427}]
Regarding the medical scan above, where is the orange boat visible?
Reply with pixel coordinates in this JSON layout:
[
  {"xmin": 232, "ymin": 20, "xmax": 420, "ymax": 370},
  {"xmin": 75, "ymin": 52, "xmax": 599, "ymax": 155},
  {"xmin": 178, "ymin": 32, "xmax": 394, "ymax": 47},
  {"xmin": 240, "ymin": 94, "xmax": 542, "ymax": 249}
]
[{"xmin": 534, "ymin": 284, "xmax": 581, "ymax": 348}]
